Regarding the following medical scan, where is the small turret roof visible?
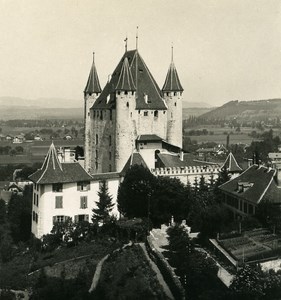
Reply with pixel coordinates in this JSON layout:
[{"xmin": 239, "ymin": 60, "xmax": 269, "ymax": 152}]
[
  {"xmin": 29, "ymin": 143, "xmax": 92, "ymax": 184},
  {"xmin": 162, "ymin": 62, "xmax": 183, "ymax": 92},
  {"xmin": 84, "ymin": 53, "xmax": 102, "ymax": 94},
  {"xmin": 115, "ymin": 57, "xmax": 136, "ymax": 91},
  {"xmin": 221, "ymin": 152, "xmax": 242, "ymax": 173}
]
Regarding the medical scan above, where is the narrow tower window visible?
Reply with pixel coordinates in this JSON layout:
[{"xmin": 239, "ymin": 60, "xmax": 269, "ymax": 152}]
[
  {"xmin": 109, "ymin": 135, "xmax": 112, "ymax": 146},
  {"xmin": 109, "ymin": 110, "xmax": 112, "ymax": 120},
  {"xmin": 174, "ymin": 102, "xmax": 177, "ymax": 106},
  {"xmin": 154, "ymin": 111, "xmax": 158, "ymax": 118},
  {"xmin": 126, "ymin": 102, "xmax": 129, "ymax": 108},
  {"xmin": 96, "ymin": 134, "xmax": 98, "ymax": 145}
]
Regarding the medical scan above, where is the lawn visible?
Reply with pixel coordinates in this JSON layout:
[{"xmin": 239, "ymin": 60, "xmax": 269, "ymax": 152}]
[{"xmin": 0, "ymin": 239, "xmax": 121, "ymax": 290}]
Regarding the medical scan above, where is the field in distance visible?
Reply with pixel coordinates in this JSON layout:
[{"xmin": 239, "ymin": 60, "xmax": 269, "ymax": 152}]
[{"xmin": 183, "ymin": 125, "xmax": 266, "ymax": 145}]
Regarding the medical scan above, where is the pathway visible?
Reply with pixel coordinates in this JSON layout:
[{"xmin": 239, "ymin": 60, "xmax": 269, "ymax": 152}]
[{"xmin": 139, "ymin": 243, "xmax": 174, "ymax": 300}]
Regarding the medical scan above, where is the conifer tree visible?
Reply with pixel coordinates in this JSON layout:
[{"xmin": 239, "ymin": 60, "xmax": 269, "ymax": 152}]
[{"xmin": 92, "ymin": 180, "xmax": 114, "ymax": 224}]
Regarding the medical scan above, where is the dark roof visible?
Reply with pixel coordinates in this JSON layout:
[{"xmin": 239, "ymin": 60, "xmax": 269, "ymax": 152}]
[
  {"xmin": 29, "ymin": 143, "xmax": 92, "ymax": 184},
  {"xmin": 219, "ymin": 165, "xmax": 276, "ymax": 204},
  {"xmin": 84, "ymin": 54, "xmax": 102, "ymax": 94},
  {"xmin": 92, "ymin": 50, "xmax": 167, "ymax": 110},
  {"xmin": 137, "ymin": 134, "xmax": 163, "ymax": 142},
  {"xmin": 157, "ymin": 152, "xmax": 219, "ymax": 168},
  {"xmin": 162, "ymin": 62, "xmax": 183, "ymax": 92},
  {"xmin": 115, "ymin": 57, "xmax": 136, "ymax": 91},
  {"xmin": 221, "ymin": 152, "xmax": 242, "ymax": 173},
  {"xmin": 120, "ymin": 152, "xmax": 148, "ymax": 176}
]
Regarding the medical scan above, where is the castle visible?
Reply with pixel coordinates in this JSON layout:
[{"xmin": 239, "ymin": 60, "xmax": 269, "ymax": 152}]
[
  {"xmin": 29, "ymin": 45, "xmax": 227, "ymax": 238},
  {"xmin": 84, "ymin": 47, "xmax": 183, "ymax": 174}
]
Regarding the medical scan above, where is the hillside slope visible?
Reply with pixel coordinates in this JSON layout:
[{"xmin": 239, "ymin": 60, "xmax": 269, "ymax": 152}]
[{"xmin": 201, "ymin": 99, "xmax": 281, "ymax": 120}]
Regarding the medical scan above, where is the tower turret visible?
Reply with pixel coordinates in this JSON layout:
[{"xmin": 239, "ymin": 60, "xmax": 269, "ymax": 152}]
[
  {"xmin": 84, "ymin": 52, "xmax": 102, "ymax": 172},
  {"xmin": 162, "ymin": 47, "xmax": 183, "ymax": 148},
  {"xmin": 115, "ymin": 57, "xmax": 136, "ymax": 172}
]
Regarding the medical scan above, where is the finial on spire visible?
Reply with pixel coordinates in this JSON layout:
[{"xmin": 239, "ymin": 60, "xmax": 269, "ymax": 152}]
[
  {"xmin": 124, "ymin": 36, "xmax": 128, "ymax": 52},
  {"xmin": 93, "ymin": 51, "xmax": 95, "ymax": 63},
  {"xmin": 136, "ymin": 26, "xmax": 139, "ymax": 50},
  {"xmin": 171, "ymin": 43, "xmax": 174, "ymax": 63}
]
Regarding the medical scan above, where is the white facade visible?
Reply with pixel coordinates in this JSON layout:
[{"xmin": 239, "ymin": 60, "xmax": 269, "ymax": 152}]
[{"xmin": 32, "ymin": 177, "xmax": 120, "ymax": 238}]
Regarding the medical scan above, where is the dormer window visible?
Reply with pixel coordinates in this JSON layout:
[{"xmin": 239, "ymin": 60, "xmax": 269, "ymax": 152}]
[{"xmin": 144, "ymin": 94, "xmax": 148, "ymax": 104}]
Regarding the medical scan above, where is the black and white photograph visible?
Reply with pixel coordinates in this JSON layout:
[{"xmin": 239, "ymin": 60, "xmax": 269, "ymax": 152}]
[{"xmin": 0, "ymin": 1, "xmax": 281, "ymax": 299}]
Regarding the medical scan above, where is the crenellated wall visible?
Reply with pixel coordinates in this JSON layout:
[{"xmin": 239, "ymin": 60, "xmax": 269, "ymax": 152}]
[{"xmin": 152, "ymin": 165, "xmax": 220, "ymax": 185}]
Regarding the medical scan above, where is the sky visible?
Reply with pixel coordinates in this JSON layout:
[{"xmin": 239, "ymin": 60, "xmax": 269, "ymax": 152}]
[{"xmin": 0, "ymin": 0, "xmax": 280, "ymax": 106}]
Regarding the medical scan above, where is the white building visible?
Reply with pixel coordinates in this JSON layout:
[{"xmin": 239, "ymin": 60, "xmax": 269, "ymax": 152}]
[{"xmin": 29, "ymin": 143, "xmax": 120, "ymax": 238}]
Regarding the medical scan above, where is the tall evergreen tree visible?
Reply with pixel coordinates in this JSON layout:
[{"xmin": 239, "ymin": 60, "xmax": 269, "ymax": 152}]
[{"xmin": 92, "ymin": 180, "xmax": 114, "ymax": 224}]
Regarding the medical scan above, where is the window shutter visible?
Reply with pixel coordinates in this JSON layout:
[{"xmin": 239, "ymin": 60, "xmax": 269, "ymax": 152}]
[
  {"xmin": 53, "ymin": 216, "xmax": 56, "ymax": 224},
  {"xmin": 85, "ymin": 214, "xmax": 89, "ymax": 222},
  {"xmin": 74, "ymin": 215, "xmax": 78, "ymax": 223}
]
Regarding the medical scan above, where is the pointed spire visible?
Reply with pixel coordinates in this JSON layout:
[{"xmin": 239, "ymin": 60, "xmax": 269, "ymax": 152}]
[
  {"xmin": 124, "ymin": 35, "xmax": 128, "ymax": 52},
  {"xmin": 116, "ymin": 57, "xmax": 136, "ymax": 91},
  {"xmin": 41, "ymin": 142, "xmax": 62, "ymax": 172},
  {"xmin": 84, "ymin": 52, "xmax": 102, "ymax": 94},
  {"xmin": 136, "ymin": 26, "xmax": 139, "ymax": 50},
  {"xmin": 221, "ymin": 152, "xmax": 242, "ymax": 173},
  {"xmin": 162, "ymin": 47, "xmax": 183, "ymax": 92}
]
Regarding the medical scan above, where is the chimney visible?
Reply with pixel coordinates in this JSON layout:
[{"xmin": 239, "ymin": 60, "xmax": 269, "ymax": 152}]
[{"xmin": 180, "ymin": 150, "xmax": 184, "ymax": 161}]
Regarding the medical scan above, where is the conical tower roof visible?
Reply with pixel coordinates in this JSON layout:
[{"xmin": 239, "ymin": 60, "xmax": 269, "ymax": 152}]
[
  {"xmin": 221, "ymin": 152, "xmax": 242, "ymax": 173},
  {"xmin": 115, "ymin": 57, "xmax": 136, "ymax": 91},
  {"xmin": 92, "ymin": 49, "xmax": 167, "ymax": 110},
  {"xmin": 162, "ymin": 61, "xmax": 183, "ymax": 92},
  {"xmin": 84, "ymin": 53, "xmax": 102, "ymax": 94},
  {"xmin": 29, "ymin": 142, "xmax": 64, "ymax": 183},
  {"xmin": 29, "ymin": 143, "xmax": 93, "ymax": 184}
]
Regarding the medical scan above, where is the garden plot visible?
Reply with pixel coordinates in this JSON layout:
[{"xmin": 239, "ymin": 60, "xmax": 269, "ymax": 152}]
[{"xmin": 218, "ymin": 229, "xmax": 281, "ymax": 263}]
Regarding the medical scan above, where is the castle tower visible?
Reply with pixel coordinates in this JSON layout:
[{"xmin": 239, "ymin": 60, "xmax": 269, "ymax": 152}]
[
  {"xmin": 162, "ymin": 48, "xmax": 183, "ymax": 148},
  {"xmin": 84, "ymin": 52, "xmax": 102, "ymax": 172},
  {"xmin": 115, "ymin": 57, "xmax": 136, "ymax": 172},
  {"xmin": 87, "ymin": 48, "xmax": 167, "ymax": 174}
]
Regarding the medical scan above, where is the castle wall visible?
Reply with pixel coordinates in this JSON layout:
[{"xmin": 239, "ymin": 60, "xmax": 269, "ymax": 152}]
[
  {"xmin": 152, "ymin": 166, "xmax": 220, "ymax": 185},
  {"xmin": 164, "ymin": 92, "xmax": 183, "ymax": 148},
  {"xmin": 31, "ymin": 178, "xmax": 120, "ymax": 238},
  {"xmin": 115, "ymin": 91, "xmax": 138, "ymax": 172},
  {"xmin": 90, "ymin": 109, "xmax": 116, "ymax": 174},
  {"xmin": 84, "ymin": 93, "xmax": 98, "ymax": 172},
  {"xmin": 136, "ymin": 109, "xmax": 167, "ymax": 140}
]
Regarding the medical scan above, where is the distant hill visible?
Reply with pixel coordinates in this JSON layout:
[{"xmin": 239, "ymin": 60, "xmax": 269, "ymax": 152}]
[
  {"xmin": 201, "ymin": 99, "xmax": 281, "ymax": 120},
  {"xmin": 0, "ymin": 97, "xmax": 83, "ymax": 120},
  {"xmin": 0, "ymin": 97, "xmax": 81, "ymax": 108}
]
